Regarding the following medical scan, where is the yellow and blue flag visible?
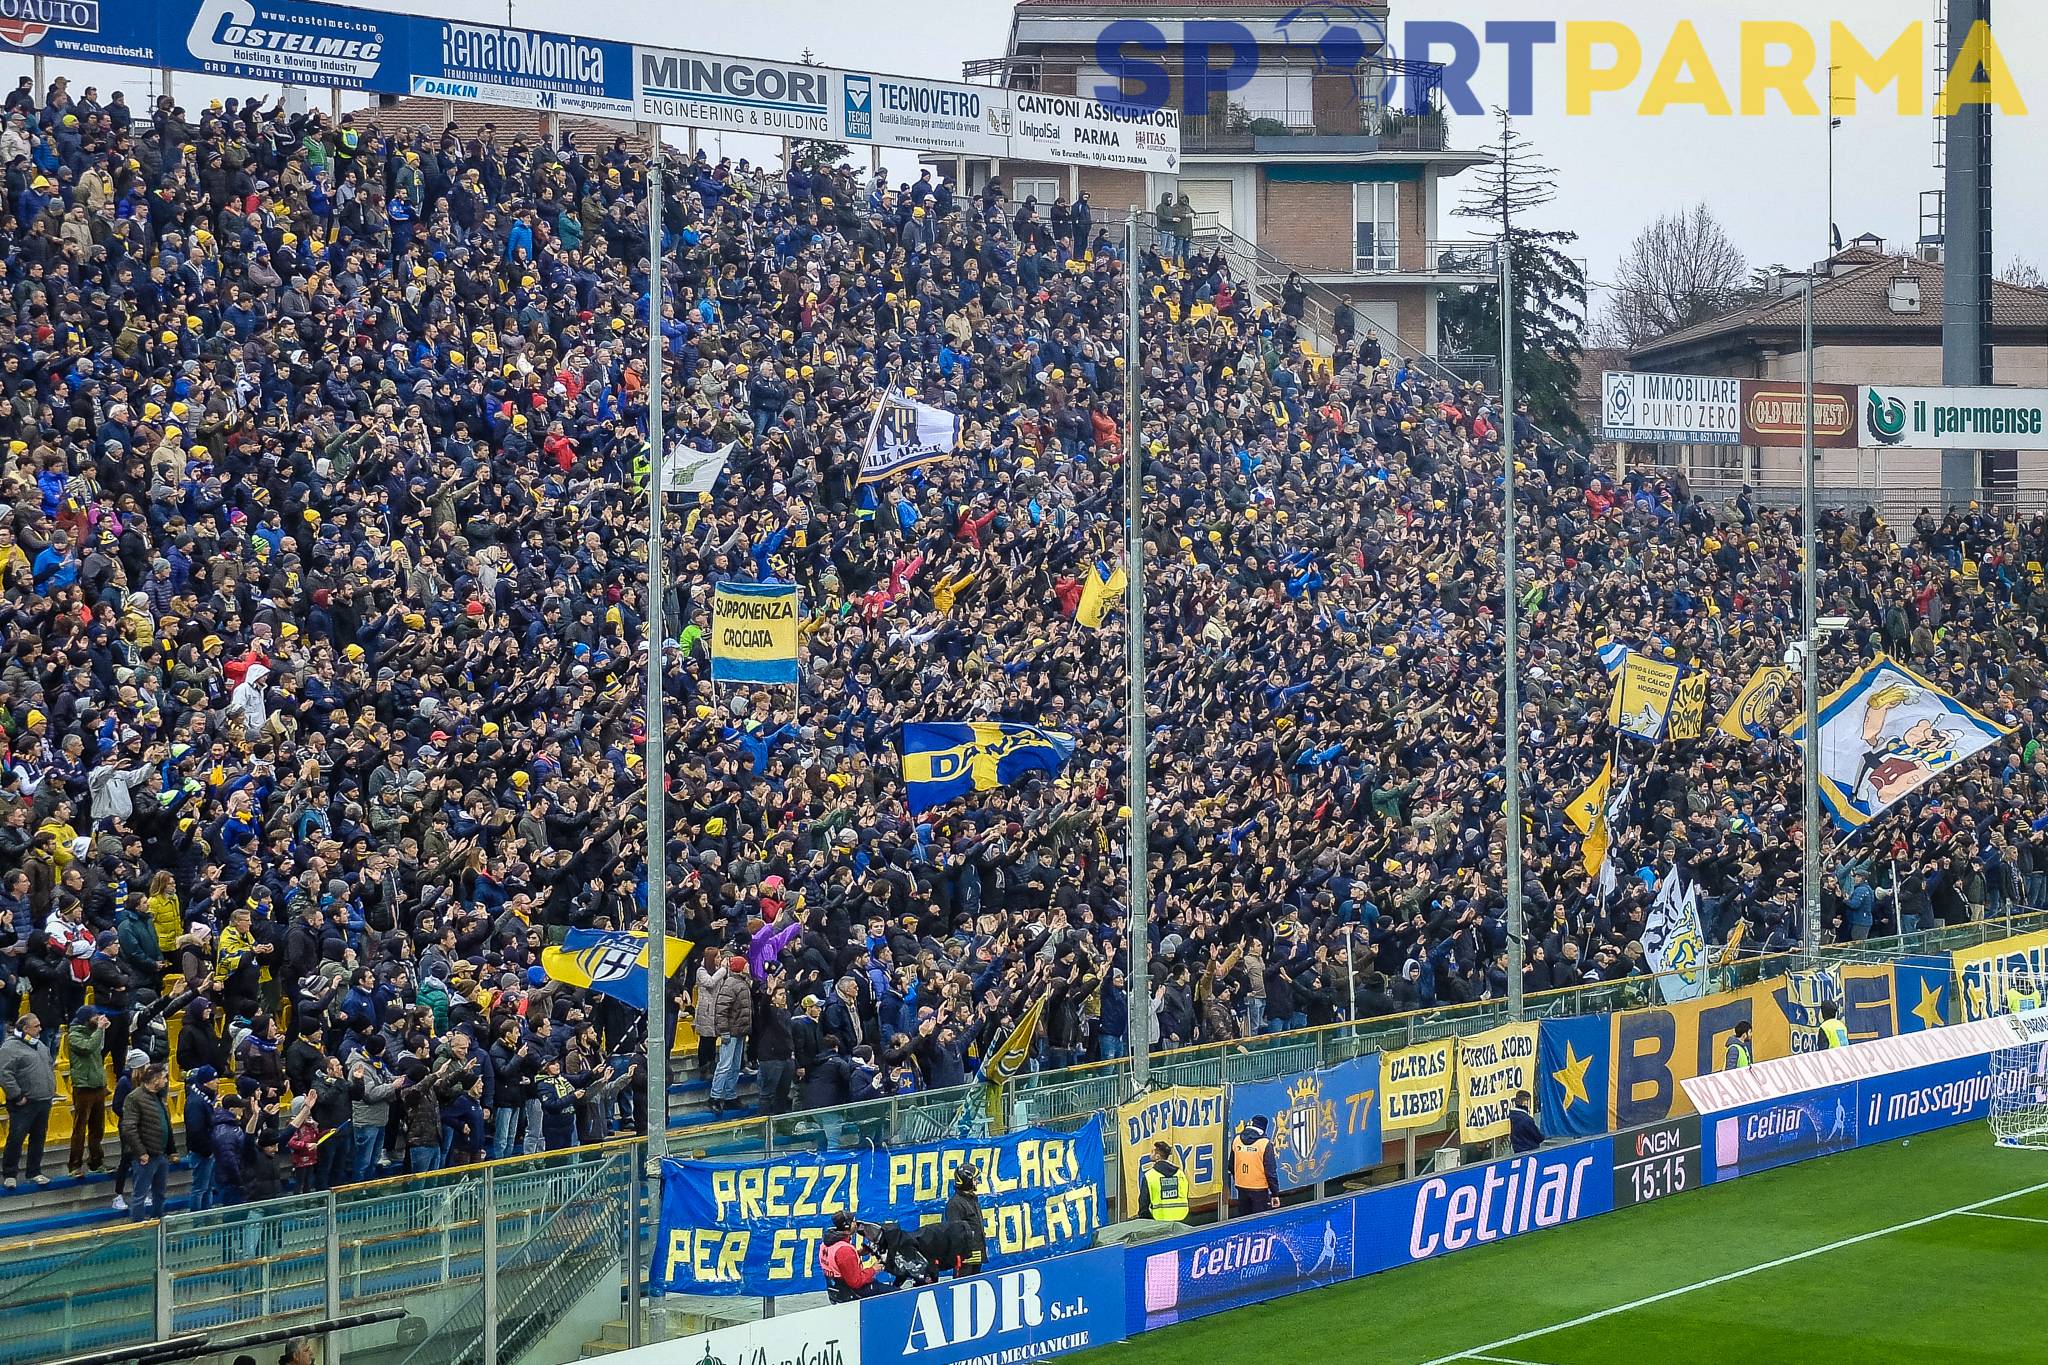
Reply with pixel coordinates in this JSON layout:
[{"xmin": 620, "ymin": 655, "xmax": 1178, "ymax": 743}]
[
  {"xmin": 541, "ymin": 929, "xmax": 692, "ymax": 1008},
  {"xmin": 1595, "ymin": 639, "xmax": 1631, "ymax": 677},
  {"xmin": 979, "ymin": 992, "xmax": 1048, "ymax": 1085},
  {"xmin": 900, "ymin": 722, "xmax": 1075, "ymax": 815},
  {"xmin": 1538, "ymin": 1014, "xmax": 1611, "ymax": 1139}
]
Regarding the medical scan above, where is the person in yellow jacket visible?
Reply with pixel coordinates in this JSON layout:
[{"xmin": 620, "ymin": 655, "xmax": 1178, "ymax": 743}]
[
  {"xmin": 1819, "ymin": 1001, "xmax": 1850, "ymax": 1049},
  {"xmin": 2007, "ymin": 982, "xmax": 2043, "ymax": 1016},
  {"xmin": 1136, "ymin": 1140, "xmax": 1189, "ymax": 1223},
  {"xmin": 146, "ymin": 870, "xmax": 183, "ymax": 957},
  {"xmin": 1232, "ymin": 1118, "xmax": 1279, "ymax": 1217}
]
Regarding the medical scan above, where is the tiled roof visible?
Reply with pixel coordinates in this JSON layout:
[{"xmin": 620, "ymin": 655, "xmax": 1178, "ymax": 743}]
[
  {"xmin": 1629, "ymin": 248, "xmax": 2048, "ymax": 363},
  {"xmin": 346, "ymin": 96, "xmax": 650, "ymax": 160}
]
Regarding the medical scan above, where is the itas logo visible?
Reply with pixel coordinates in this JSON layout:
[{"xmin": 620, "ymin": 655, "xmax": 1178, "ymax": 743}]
[
  {"xmin": 0, "ymin": 0, "xmax": 100, "ymax": 47},
  {"xmin": 1409, "ymin": 1151, "xmax": 1597, "ymax": 1259},
  {"xmin": 843, "ymin": 74, "xmax": 874, "ymax": 140}
]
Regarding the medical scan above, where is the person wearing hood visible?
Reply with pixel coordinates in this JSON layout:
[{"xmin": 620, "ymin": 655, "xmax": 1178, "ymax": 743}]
[
  {"xmin": 63, "ymin": 1005, "xmax": 111, "ymax": 1175},
  {"xmin": 183, "ymin": 1065, "xmax": 220, "ymax": 1209},
  {"xmin": 230, "ymin": 661, "xmax": 270, "ymax": 739},
  {"xmin": 706, "ymin": 954, "xmax": 753, "ymax": 1113}
]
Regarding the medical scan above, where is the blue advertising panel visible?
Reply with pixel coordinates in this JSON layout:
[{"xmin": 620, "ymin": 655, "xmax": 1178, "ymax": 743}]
[
  {"xmin": 0, "ymin": 0, "xmax": 159, "ymax": 62},
  {"xmin": 1124, "ymin": 1199, "xmax": 1355, "ymax": 1333},
  {"xmin": 1857, "ymin": 1053, "xmax": 2006, "ymax": 1143},
  {"xmin": 167, "ymin": 0, "xmax": 407, "ymax": 91},
  {"xmin": 653, "ymin": 1119, "xmax": 1106, "ymax": 1296},
  {"xmin": 407, "ymin": 18, "xmax": 635, "ymax": 116},
  {"xmin": 1226, "ymin": 1054, "xmax": 1382, "ymax": 1192},
  {"xmin": 1704, "ymin": 1084, "xmax": 1858, "ymax": 1183},
  {"xmin": 861, "ymin": 1248, "xmax": 1125, "ymax": 1365},
  {"xmin": 1355, "ymin": 1137, "xmax": 1615, "ymax": 1276}
]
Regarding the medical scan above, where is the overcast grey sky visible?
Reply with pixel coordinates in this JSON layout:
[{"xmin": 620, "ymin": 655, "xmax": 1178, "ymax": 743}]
[{"xmin": 8, "ymin": 0, "xmax": 2042, "ymax": 305}]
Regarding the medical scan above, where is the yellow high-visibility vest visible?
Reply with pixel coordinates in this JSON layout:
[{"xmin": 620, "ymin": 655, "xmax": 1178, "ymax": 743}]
[{"xmin": 1145, "ymin": 1163, "xmax": 1189, "ymax": 1222}]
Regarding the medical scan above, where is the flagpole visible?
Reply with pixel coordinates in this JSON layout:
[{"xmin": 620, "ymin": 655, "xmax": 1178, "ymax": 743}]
[
  {"xmin": 1800, "ymin": 232, "xmax": 1821, "ymax": 961},
  {"xmin": 644, "ymin": 153, "xmax": 671, "ymax": 1179},
  {"xmin": 1123, "ymin": 209, "xmax": 1151, "ymax": 1095},
  {"xmin": 1499, "ymin": 236, "xmax": 1525, "ymax": 1022}
]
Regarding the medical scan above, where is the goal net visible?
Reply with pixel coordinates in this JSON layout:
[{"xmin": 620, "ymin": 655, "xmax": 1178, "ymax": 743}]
[{"xmin": 1988, "ymin": 981, "xmax": 2048, "ymax": 1151}]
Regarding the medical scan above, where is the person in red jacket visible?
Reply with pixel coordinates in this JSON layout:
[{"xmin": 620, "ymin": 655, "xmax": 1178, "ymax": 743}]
[{"xmin": 819, "ymin": 1212, "xmax": 882, "ymax": 1301}]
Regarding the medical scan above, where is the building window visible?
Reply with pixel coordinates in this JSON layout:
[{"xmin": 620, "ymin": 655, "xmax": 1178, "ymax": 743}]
[
  {"xmin": 1354, "ymin": 182, "xmax": 1399, "ymax": 272},
  {"xmin": 1011, "ymin": 177, "xmax": 1060, "ymax": 210}
]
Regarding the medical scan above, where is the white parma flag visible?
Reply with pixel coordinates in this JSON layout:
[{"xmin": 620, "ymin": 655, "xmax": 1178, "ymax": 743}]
[
  {"xmin": 1644, "ymin": 867, "xmax": 1709, "ymax": 1002},
  {"xmin": 859, "ymin": 390, "xmax": 961, "ymax": 485},
  {"xmin": 661, "ymin": 442, "xmax": 733, "ymax": 495}
]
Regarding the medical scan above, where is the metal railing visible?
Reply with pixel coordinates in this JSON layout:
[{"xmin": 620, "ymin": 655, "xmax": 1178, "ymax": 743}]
[{"xmin": 2, "ymin": 909, "xmax": 2038, "ymax": 1365}]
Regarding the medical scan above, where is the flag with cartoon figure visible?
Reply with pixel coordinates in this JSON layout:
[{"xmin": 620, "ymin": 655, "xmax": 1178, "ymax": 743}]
[{"xmin": 1786, "ymin": 656, "xmax": 2010, "ymax": 831}]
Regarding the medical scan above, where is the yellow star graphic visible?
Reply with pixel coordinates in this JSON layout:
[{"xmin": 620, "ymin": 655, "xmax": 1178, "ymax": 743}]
[
  {"xmin": 1910, "ymin": 980, "xmax": 1947, "ymax": 1031},
  {"xmin": 1551, "ymin": 1042, "xmax": 1594, "ymax": 1110}
]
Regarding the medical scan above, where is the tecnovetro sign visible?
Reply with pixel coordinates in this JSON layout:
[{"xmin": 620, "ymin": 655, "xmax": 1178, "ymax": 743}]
[{"xmin": 835, "ymin": 70, "xmax": 1014, "ymax": 159}]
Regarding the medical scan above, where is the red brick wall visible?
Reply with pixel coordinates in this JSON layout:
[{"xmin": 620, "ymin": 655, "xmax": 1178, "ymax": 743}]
[{"xmin": 1258, "ymin": 179, "xmax": 1354, "ymax": 274}]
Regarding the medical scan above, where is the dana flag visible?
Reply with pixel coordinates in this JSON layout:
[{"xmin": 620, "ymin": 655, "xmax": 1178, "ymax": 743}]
[
  {"xmin": 858, "ymin": 389, "xmax": 960, "ymax": 484},
  {"xmin": 661, "ymin": 441, "xmax": 732, "ymax": 495},
  {"xmin": 1644, "ymin": 868, "xmax": 1708, "ymax": 1002},
  {"xmin": 1785, "ymin": 655, "xmax": 2011, "ymax": 831}
]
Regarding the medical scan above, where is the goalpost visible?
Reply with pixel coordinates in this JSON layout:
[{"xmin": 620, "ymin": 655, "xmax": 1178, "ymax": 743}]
[{"xmin": 1988, "ymin": 981, "xmax": 2048, "ymax": 1151}]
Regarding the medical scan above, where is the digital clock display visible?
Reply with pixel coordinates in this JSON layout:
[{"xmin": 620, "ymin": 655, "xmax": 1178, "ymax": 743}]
[{"xmin": 1612, "ymin": 1116, "xmax": 1703, "ymax": 1209}]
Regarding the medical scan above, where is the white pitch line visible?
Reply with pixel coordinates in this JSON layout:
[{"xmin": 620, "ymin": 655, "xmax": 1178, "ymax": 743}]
[
  {"xmin": 1961, "ymin": 1210, "xmax": 2048, "ymax": 1227},
  {"xmin": 1413, "ymin": 1177, "xmax": 2048, "ymax": 1365},
  {"xmin": 1467, "ymin": 1355, "xmax": 1561, "ymax": 1365}
]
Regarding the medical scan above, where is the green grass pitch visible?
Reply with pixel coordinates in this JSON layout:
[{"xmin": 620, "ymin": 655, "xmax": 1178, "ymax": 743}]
[{"xmin": 1082, "ymin": 1122, "xmax": 2048, "ymax": 1365}]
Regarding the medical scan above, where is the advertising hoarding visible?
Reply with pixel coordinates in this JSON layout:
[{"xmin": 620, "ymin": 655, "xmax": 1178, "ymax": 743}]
[
  {"xmin": 1600, "ymin": 371, "xmax": 1742, "ymax": 445},
  {"xmin": 409, "ymin": 19, "xmax": 634, "ymax": 116},
  {"xmin": 1861, "ymin": 385, "xmax": 2048, "ymax": 450},
  {"xmin": 1008, "ymin": 89, "xmax": 1181, "ymax": 172},
  {"xmin": 1738, "ymin": 379, "xmax": 1858, "ymax": 448},
  {"xmin": 860, "ymin": 1250, "xmax": 1125, "ymax": 1365},
  {"xmin": 1126, "ymin": 1200, "xmax": 1355, "ymax": 1332}
]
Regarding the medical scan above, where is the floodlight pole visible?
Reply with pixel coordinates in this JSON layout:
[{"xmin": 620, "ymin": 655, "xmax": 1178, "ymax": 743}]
[
  {"xmin": 1124, "ymin": 210, "xmax": 1150, "ymax": 1094},
  {"xmin": 644, "ymin": 154, "xmax": 670, "ymax": 1157},
  {"xmin": 1800, "ymin": 253, "xmax": 1821, "ymax": 960},
  {"xmin": 1500, "ymin": 238, "xmax": 1524, "ymax": 1021}
]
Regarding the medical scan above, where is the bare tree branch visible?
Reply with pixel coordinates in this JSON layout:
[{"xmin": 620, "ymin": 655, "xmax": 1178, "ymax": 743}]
[{"xmin": 1600, "ymin": 204, "xmax": 1751, "ymax": 350}]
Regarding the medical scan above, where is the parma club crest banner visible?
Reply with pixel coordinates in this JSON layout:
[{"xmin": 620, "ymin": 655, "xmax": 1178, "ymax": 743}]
[
  {"xmin": 1226, "ymin": 1054, "xmax": 1383, "ymax": 1191},
  {"xmin": 1786, "ymin": 655, "xmax": 2009, "ymax": 831}
]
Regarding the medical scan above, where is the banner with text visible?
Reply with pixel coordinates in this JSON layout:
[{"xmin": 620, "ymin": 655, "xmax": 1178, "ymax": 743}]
[
  {"xmin": 1456, "ymin": 1022, "xmax": 1540, "ymax": 1142},
  {"xmin": 1600, "ymin": 372, "xmax": 1741, "ymax": 446},
  {"xmin": 410, "ymin": 18, "xmax": 635, "ymax": 116},
  {"xmin": 1739, "ymin": 379, "xmax": 1858, "ymax": 449},
  {"xmin": 1953, "ymin": 928, "xmax": 2048, "ymax": 1022},
  {"xmin": 1008, "ymin": 89, "xmax": 1182, "ymax": 172},
  {"xmin": 652, "ymin": 1119, "xmax": 1106, "ymax": 1296},
  {"xmin": 711, "ymin": 581, "xmax": 800, "ymax": 685},
  {"xmin": 1117, "ymin": 1085, "xmax": 1224, "ymax": 1213},
  {"xmin": 1380, "ymin": 1039, "xmax": 1454, "ymax": 1133},
  {"xmin": 1862, "ymin": 385, "xmax": 2048, "ymax": 451},
  {"xmin": 1227, "ymin": 1054, "xmax": 1382, "ymax": 1192}
]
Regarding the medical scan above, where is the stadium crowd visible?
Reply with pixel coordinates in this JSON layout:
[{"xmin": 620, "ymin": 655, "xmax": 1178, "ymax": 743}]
[{"xmin": 0, "ymin": 70, "xmax": 2044, "ymax": 1215}]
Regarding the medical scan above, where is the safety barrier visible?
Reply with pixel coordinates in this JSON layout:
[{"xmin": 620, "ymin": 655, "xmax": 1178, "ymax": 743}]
[{"xmin": 0, "ymin": 910, "xmax": 2038, "ymax": 1365}]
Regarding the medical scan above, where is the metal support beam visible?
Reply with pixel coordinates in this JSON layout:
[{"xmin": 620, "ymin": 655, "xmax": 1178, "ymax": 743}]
[
  {"xmin": 1941, "ymin": 0, "xmax": 1994, "ymax": 503},
  {"xmin": 643, "ymin": 150, "xmax": 670, "ymax": 1346},
  {"xmin": 481, "ymin": 1167, "xmax": 499, "ymax": 1365},
  {"xmin": 1123, "ymin": 210, "xmax": 1150, "ymax": 1094},
  {"xmin": 1500, "ymin": 239, "xmax": 1523, "ymax": 1021},
  {"xmin": 1800, "ymin": 272, "xmax": 1821, "ymax": 959}
]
